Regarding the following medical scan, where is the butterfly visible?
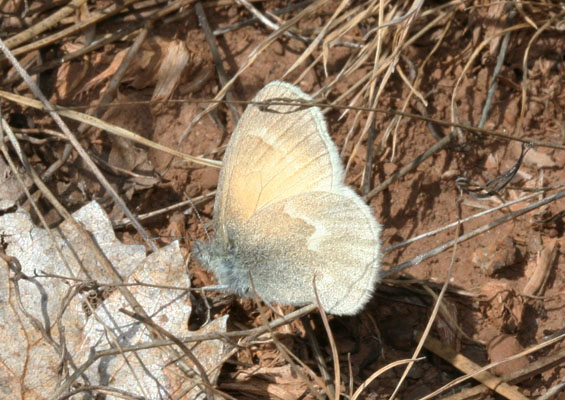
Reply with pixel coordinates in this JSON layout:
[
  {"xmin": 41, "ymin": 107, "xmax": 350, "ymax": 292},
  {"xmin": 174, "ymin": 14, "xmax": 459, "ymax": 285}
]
[{"xmin": 193, "ymin": 81, "xmax": 381, "ymax": 315}]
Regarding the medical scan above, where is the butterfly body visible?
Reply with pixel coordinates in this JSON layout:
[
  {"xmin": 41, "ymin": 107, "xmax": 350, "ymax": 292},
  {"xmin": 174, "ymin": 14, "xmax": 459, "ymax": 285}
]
[{"xmin": 193, "ymin": 81, "xmax": 381, "ymax": 315}]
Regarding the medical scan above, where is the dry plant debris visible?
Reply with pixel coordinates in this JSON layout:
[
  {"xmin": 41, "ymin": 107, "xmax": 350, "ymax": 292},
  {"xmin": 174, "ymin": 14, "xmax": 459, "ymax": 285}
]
[
  {"xmin": 0, "ymin": 0, "xmax": 564, "ymax": 398},
  {"xmin": 0, "ymin": 201, "xmax": 229, "ymax": 398}
]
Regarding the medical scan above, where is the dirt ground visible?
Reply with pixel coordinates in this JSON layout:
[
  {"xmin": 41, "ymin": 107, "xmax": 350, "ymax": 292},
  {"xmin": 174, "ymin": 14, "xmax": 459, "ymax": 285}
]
[{"xmin": 1, "ymin": 0, "xmax": 564, "ymax": 399}]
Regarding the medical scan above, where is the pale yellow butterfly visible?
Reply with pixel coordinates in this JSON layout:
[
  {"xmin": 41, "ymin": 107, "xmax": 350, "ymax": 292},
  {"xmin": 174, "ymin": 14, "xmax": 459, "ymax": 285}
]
[{"xmin": 193, "ymin": 81, "xmax": 381, "ymax": 315}]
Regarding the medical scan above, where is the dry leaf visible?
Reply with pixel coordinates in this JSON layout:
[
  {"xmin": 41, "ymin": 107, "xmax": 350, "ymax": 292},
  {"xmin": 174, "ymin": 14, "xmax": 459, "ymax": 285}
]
[
  {"xmin": 0, "ymin": 201, "xmax": 145, "ymax": 398},
  {"xmin": 0, "ymin": 201, "xmax": 230, "ymax": 399},
  {"xmin": 232, "ymin": 365, "xmax": 309, "ymax": 400},
  {"xmin": 152, "ymin": 39, "xmax": 190, "ymax": 101},
  {"xmin": 524, "ymin": 148, "xmax": 557, "ymax": 169},
  {"xmin": 480, "ymin": 281, "xmax": 524, "ymax": 333},
  {"xmin": 523, "ymin": 238, "xmax": 559, "ymax": 296},
  {"xmin": 0, "ymin": 155, "xmax": 29, "ymax": 202}
]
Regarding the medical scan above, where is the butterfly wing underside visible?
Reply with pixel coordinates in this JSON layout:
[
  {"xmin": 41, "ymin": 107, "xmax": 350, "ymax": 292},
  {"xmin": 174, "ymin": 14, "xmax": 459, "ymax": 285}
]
[
  {"xmin": 214, "ymin": 81, "xmax": 344, "ymax": 241},
  {"xmin": 204, "ymin": 81, "xmax": 381, "ymax": 315},
  {"xmin": 238, "ymin": 190, "xmax": 381, "ymax": 315}
]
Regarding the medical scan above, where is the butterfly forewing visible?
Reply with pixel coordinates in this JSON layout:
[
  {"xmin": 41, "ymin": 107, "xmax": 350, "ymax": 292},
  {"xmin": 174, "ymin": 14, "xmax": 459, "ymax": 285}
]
[{"xmin": 214, "ymin": 82, "xmax": 344, "ymax": 239}]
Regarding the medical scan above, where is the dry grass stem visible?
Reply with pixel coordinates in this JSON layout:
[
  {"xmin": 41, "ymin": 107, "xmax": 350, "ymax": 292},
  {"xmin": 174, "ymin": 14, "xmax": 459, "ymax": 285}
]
[{"xmin": 422, "ymin": 335, "xmax": 529, "ymax": 400}]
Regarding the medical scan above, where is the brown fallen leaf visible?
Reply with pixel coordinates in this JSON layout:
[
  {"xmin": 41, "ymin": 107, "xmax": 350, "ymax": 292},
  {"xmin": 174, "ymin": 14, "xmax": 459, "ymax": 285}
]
[
  {"xmin": 480, "ymin": 281, "xmax": 523, "ymax": 333},
  {"xmin": 152, "ymin": 39, "xmax": 190, "ymax": 101},
  {"xmin": 228, "ymin": 365, "xmax": 310, "ymax": 400},
  {"xmin": 80, "ymin": 37, "xmax": 191, "ymax": 98},
  {"xmin": 524, "ymin": 148, "xmax": 557, "ymax": 169},
  {"xmin": 523, "ymin": 238, "xmax": 559, "ymax": 296}
]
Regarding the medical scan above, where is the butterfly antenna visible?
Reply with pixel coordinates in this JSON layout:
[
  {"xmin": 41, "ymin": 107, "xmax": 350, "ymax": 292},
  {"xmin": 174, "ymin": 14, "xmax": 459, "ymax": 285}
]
[{"xmin": 187, "ymin": 196, "xmax": 211, "ymax": 242}]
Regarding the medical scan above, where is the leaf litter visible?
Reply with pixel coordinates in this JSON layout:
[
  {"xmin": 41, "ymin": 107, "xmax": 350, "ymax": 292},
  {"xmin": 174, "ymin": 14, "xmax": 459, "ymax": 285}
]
[
  {"xmin": 0, "ymin": 201, "xmax": 229, "ymax": 398},
  {"xmin": 0, "ymin": 0, "xmax": 564, "ymax": 398}
]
